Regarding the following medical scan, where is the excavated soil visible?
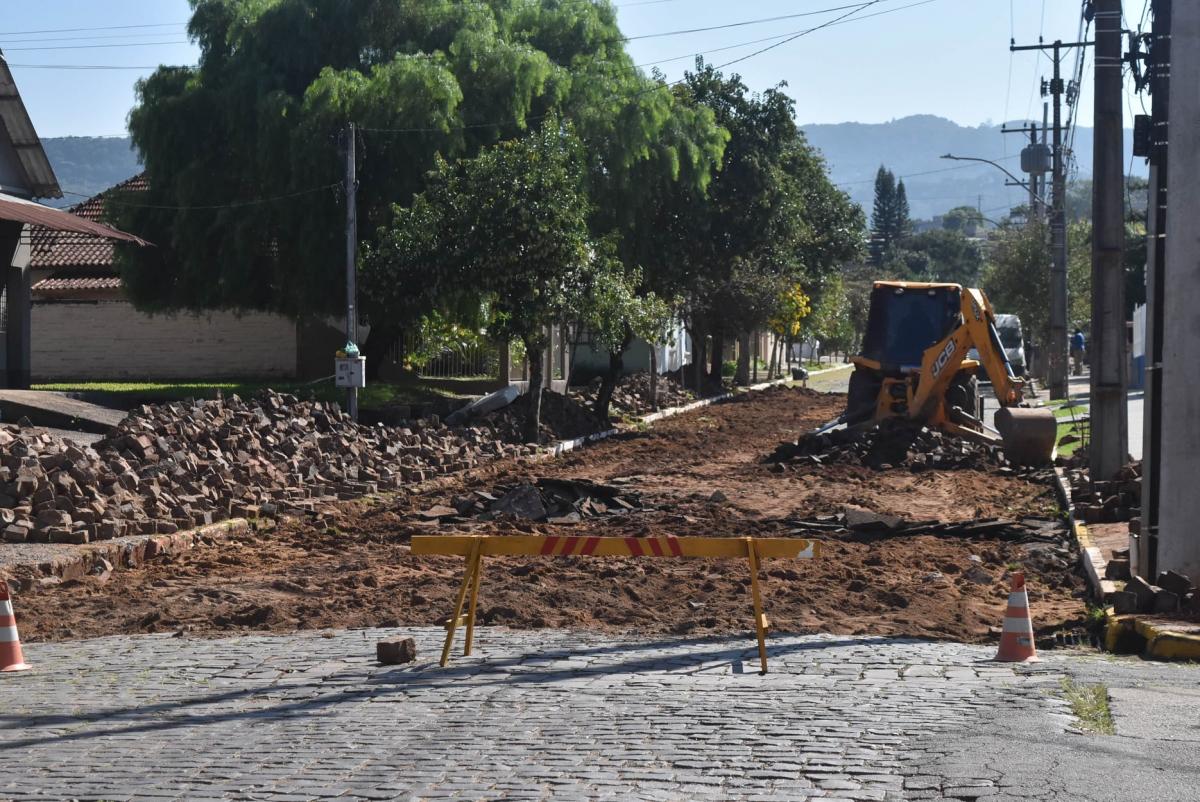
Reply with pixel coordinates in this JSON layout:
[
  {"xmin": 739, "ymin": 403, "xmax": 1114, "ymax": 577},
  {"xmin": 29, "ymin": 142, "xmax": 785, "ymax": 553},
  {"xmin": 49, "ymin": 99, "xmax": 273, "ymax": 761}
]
[{"xmin": 12, "ymin": 387, "xmax": 1086, "ymax": 644}]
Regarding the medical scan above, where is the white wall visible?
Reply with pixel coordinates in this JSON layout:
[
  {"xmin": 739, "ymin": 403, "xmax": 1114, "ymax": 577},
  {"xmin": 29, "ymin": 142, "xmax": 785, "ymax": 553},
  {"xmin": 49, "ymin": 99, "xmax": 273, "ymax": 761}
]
[{"xmin": 32, "ymin": 301, "xmax": 297, "ymax": 381}]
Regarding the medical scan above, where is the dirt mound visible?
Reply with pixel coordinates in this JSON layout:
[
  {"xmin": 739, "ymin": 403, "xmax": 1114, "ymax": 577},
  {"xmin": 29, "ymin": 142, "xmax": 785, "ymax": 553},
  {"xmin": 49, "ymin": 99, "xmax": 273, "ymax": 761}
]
[
  {"xmin": 769, "ymin": 419, "xmax": 1010, "ymax": 472},
  {"xmin": 570, "ymin": 371, "xmax": 695, "ymax": 416},
  {"xmin": 483, "ymin": 389, "xmax": 607, "ymax": 444}
]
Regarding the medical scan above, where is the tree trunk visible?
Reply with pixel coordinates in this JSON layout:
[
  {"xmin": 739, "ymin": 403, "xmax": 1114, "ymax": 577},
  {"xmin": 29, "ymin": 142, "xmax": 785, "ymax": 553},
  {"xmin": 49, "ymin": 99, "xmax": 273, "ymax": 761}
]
[
  {"xmin": 361, "ymin": 324, "xmax": 397, "ymax": 381},
  {"xmin": 768, "ymin": 336, "xmax": 780, "ymax": 380},
  {"xmin": 752, "ymin": 331, "xmax": 759, "ymax": 383},
  {"xmin": 735, "ymin": 332, "xmax": 751, "ymax": 386},
  {"xmin": 525, "ymin": 342, "xmax": 544, "ymax": 444},
  {"xmin": 594, "ymin": 334, "xmax": 629, "ymax": 422},
  {"xmin": 710, "ymin": 333, "xmax": 725, "ymax": 389},
  {"xmin": 689, "ymin": 325, "xmax": 707, "ymax": 392},
  {"xmin": 648, "ymin": 343, "xmax": 659, "ymax": 411}
]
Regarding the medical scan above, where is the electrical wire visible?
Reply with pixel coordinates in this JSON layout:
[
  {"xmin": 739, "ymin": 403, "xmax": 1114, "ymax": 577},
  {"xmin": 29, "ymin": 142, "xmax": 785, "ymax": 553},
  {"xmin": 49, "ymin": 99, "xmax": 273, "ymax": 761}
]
[
  {"xmin": 622, "ymin": 3, "xmax": 872, "ymax": 42},
  {"xmin": 0, "ymin": 41, "xmax": 189, "ymax": 52},
  {"xmin": 0, "ymin": 22, "xmax": 187, "ymax": 36}
]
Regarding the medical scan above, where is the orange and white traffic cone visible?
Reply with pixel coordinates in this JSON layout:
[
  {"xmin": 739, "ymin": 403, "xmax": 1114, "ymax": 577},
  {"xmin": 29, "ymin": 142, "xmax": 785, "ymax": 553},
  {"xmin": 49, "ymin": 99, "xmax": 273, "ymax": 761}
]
[
  {"xmin": 1, "ymin": 584, "xmax": 31, "ymax": 673},
  {"xmin": 994, "ymin": 572, "xmax": 1038, "ymax": 663}
]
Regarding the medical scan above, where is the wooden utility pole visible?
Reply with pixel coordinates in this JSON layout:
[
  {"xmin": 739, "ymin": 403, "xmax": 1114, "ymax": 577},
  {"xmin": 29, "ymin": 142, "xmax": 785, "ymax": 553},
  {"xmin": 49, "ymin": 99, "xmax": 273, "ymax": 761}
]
[
  {"xmin": 344, "ymin": 123, "xmax": 359, "ymax": 422},
  {"xmin": 1090, "ymin": 0, "xmax": 1129, "ymax": 482},
  {"xmin": 1137, "ymin": 0, "xmax": 1171, "ymax": 579}
]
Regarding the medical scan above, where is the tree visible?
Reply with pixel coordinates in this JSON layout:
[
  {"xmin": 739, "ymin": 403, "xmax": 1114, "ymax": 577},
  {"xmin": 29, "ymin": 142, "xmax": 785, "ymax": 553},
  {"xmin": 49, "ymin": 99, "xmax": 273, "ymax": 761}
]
[
  {"xmin": 943, "ymin": 205, "xmax": 984, "ymax": 235},
  {"xmin": 643, "ymin": 62, "xmax": 862, "ymax": 390},
  {"xmin": 870, "ymin": 167, "xmax": 897, "ymax": 265},
  {"xmin": 982, "ymin": 221, "xmax": 1052, "ymax": 349},
  {"xmin": 114, "ymin": 0, "xmax": 721, "ymax": 372},
  {"xmin": 576, "ymin": 252, "xmax": 672, "ymax": 421},
  {"xmin": 885, "ymin": 229, "xmax": 983, "ymax": 285},
  {"xmin": 369, "ymin": 123, "xmax": 592, "ymax": 442},
  {"xmin": 894, "ymin": 179, "xmax": 912, "ymax": 239}
]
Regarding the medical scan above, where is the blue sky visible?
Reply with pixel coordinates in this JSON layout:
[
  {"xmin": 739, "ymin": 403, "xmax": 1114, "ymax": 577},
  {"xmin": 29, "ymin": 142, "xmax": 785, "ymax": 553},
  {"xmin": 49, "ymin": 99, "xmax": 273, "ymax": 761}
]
[{"xmin": 1, "ymin": 0, "xmax": 1126, "ymax": 138}]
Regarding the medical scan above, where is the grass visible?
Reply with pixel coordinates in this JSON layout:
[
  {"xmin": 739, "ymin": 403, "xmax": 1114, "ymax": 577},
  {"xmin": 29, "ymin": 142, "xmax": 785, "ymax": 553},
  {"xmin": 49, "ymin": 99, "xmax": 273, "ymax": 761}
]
[
  {"xmin": 32, "ymin": 379, "xmax": 467, "ymax": 411},
  {"xmin": 1059, "ymin": 678, "xmax": 1116, "ymax": 734}
]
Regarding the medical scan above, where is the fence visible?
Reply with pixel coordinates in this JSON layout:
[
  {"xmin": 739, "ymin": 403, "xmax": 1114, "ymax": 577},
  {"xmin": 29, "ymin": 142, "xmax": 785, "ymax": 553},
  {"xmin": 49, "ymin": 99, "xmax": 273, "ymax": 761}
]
[{"xmin": 386, "ymin": 333, "xmax": 496, "ymax": 379}]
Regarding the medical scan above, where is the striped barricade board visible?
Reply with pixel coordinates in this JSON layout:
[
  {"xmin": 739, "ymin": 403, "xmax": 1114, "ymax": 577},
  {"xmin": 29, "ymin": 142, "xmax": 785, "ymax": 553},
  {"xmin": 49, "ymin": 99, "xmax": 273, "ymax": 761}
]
[{"xmin": 411, "ymin": 534, "xmax": 821, "ymax": 673}]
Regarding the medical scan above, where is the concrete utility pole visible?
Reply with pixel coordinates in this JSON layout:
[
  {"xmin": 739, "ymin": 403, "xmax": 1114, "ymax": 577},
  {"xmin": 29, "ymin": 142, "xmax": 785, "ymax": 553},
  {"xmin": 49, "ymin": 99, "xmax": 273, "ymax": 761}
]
[
  {"xmin": 344, "ymin": 123, "xmax": 359, "ymax": 422},
  {"xmin": 1157, "ymin": 0, "xmax": 1200, "ymax": 580},
  {"xmin": 1137, "ymin": 0, "xmax": 1171, "ymax": 579},
  {"xmin": 1090, "ymin": 0, "xmax": 1129, "ymax": 482},
  {"xmin": 1011, "ymin": 39, "xmax": 1090, "ymax": 399}
]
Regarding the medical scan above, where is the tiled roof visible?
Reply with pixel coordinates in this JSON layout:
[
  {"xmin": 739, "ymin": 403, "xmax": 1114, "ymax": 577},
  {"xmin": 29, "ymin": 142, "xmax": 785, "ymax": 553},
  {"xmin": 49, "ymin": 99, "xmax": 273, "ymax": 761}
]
[
  {"xmin": 29, "ymin": 173, "xmax": 147, "ymax": 270},
  {"xmin": 31, "ymin": 274, "xmax": 124, "ymax": 293}
]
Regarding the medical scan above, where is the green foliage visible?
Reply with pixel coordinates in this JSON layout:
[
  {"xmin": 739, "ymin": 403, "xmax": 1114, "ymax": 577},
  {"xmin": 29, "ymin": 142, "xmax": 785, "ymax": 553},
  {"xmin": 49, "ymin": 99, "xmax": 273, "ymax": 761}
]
[
  {"xmin": 805, "ymin": 273, "xmax": 855, "ymax": 355},
  {"xmin": 943, "ymin": 205, "xmax": 985, "ymax": 235},
  {"xmin": 870, "ymin": 166, "xmax": 910, "ymax": 264},
  {"xmin": 645, "ymin": 62, "xmax": 862, "ymax": 349},
  {"xmin": 114, "ymin": 0, "xmax": 718, "ymax": 325},
  {"xmin": 576, "ymin": 249, "xmax": 671, "ymax": 356},
  {"xmin": 884, "ymin": 229, "xmax": 984, "ymax": 286}
]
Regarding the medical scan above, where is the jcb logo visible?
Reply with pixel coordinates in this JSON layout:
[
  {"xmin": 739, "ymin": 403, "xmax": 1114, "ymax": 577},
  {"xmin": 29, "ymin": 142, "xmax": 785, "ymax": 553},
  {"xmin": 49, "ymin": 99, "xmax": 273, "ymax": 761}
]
[{"xmin": 932, "ymin": 340, "xmax": 956, "ymax": 377}]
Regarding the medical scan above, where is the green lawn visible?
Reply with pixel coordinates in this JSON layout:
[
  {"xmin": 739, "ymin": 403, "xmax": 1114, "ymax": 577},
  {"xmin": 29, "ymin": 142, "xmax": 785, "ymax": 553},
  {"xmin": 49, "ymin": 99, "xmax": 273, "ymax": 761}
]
[{"xmin": 32, "ymin": 379, "xmax": 468, "ymax": 411}]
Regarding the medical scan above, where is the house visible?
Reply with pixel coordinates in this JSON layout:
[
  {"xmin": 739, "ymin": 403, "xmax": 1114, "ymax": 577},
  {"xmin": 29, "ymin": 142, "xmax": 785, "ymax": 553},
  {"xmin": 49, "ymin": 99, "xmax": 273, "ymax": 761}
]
[
  {"xmin": 0, "ymin": 53, "xmax": 146, "ymax": 388},
  {"xmin": 27, "ymin": 173, "xmax": 305, "ymax": 381}
]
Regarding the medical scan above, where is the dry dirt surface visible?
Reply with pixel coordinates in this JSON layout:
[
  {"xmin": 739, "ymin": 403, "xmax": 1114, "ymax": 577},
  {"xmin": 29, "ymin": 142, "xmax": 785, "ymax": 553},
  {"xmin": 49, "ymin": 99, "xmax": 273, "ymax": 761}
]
[{"xmin": 13, "ymin": 386, "xmax": 1086, "ymax": 644}]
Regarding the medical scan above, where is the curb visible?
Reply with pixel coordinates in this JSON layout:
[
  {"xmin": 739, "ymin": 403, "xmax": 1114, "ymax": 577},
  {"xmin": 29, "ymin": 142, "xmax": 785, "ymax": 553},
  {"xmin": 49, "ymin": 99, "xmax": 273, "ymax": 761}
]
[
  {"xmin": 803, "ymin": 364, "xmax": 853, "ymax": 378},
  {"xmin": 2, "ymin": 519, "xmax": 249, "ymax": 588},
  {"xmin": 1105, "ymin": 613, "xmax": 1200, "ymax": 660},
  {"xmin": 1053, "ymin": 467, "xmax": 1116, "ymax": 603}
]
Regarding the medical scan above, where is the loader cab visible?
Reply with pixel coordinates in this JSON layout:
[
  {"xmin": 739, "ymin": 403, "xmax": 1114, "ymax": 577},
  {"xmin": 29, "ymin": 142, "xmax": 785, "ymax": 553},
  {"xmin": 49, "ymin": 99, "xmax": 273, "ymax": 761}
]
[{"xmin": 860, "ymin": 282, "xmax": 962, "ymax": 372}]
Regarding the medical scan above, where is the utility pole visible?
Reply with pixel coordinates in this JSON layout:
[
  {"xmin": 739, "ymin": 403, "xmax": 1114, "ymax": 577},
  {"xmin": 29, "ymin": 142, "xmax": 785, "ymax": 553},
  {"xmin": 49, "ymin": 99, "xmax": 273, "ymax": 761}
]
[
  {"xmin": 1157, "ymin": 0, "xmax": 1200, "ymax": 580},
  {"xmin": 1091, "ymin": 0, "xmax": 1129, "ymax": 482},
  {"xmin": 1012, "ymin": 39, "xmax": 1092, "ymax": 399},
  {"xmin": 344, "ymin": 123, "xmax": 359, "ymax": 422},
  {"xmin": 1137, "ymin": 0, "xmax": 1171, "ymax": 579}
]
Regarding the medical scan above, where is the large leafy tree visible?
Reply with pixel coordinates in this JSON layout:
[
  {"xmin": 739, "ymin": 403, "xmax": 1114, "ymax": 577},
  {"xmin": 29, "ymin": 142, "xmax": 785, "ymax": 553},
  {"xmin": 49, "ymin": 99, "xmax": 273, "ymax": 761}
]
[
  {"xmin": 114, "ymin": 0, "xmax": 721, "ymax": 362},
  {"xmin": 642, "ymin": 63, "xmax": 862, "ymax": 389},
  {"xmin": 371, "ymin": 123, "xmax": 592, "ymax": 442}
]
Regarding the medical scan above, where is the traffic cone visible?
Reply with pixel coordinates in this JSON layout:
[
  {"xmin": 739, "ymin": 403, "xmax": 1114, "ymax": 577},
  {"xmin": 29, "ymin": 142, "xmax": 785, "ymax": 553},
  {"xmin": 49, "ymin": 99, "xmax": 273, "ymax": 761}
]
[
  {"xmin": 0, "ymin": 584, "xmax": 31, "ymax": 672},
  {"xmin": 994, "ymin": 572, "xmax": 1039, "ymax": 663}
]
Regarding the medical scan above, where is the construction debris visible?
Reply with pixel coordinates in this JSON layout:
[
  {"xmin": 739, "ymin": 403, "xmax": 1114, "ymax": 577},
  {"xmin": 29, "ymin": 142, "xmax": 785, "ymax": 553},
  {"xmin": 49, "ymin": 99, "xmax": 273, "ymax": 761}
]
[
  {"xmin": 1065, "ymin": 461, "xmax": 1142, "ymax": 524},
  {"xmin": 0, "ymin": 390, "xmax": 536, "ymax": 546},
  {"xmin": 789, "ymin": 506, "xmax": 1069, "ymax": 544},
  {"xmin": 570, "ymin": 371, "xmax": 695, "ymax": 416},
  {"xmin": 377, "ymin": 637, "xmax": 417, "ymax": 665},
  {"xmin": 1112, "ymin": 570, "xmax": 1200, "ymax": 616},
  {"xmin": 416, "ymin": 478, "xmax": 643, "ymax": 524},
  {"xmin": 768, "ymin": 420, "xmax": 1012, "ymax": 472}
]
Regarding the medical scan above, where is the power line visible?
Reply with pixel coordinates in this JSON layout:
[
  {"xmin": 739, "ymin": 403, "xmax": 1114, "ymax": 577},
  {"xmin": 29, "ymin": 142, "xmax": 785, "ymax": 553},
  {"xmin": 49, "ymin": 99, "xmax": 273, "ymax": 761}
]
[
  {"xmin": 0, "ymin": 22, "xmax": 186, "ymax": 36},
  {"xmin": 4, "ymin": 63, "xmax": 167, "ymax": 71},
  {"xmin": 638, "ymin": 0, "xmax": 937, "ymax": 69},
  {"xmin": 66, "ymin": 182, "xmax": 342, "ymax": 211},
  {"xmin": 622, "ymin": 3, "xmax": 872, "ymax": 41},
  {"xmin": 0, "ymin": 40, "xmax": 188, "ymax": 52}
]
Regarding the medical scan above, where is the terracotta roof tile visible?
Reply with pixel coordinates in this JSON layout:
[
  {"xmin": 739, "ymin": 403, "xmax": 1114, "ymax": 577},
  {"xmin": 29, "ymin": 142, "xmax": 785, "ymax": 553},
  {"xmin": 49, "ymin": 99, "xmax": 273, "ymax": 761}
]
[
  {"xmin": 29, "ymin": 173, "xmax": 147, "ymax": 269},
  {"xmin": 32, "ymin": 274, "xmax": 124, "ymax": 293}
]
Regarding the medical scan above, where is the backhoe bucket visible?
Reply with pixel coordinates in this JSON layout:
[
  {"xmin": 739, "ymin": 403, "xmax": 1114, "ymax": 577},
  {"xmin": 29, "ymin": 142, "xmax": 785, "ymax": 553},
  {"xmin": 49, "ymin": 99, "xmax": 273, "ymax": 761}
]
[{"xmin": 994, "ymin": 407, "xmax": 1057, "ymax": 466}]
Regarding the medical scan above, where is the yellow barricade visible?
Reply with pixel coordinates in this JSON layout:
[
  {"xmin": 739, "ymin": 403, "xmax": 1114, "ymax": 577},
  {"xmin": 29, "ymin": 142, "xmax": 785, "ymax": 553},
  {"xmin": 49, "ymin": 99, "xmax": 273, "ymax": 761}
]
[{"xmin": 411, "ymin": 534, "xmax": 821, "ymax": 673}]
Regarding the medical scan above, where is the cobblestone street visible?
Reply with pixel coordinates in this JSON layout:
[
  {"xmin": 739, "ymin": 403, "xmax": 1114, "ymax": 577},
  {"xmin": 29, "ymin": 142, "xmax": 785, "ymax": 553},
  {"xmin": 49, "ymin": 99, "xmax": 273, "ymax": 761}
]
[{"xmin": 3, "ymin": 629, "xmax": 1196, "ymax": 801}]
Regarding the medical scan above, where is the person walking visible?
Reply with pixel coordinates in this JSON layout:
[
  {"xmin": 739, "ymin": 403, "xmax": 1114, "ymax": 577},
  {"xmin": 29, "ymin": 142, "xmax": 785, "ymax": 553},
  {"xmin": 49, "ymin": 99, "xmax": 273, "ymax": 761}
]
[{"xmin": 1070, "ymin": 328, "xmax": 1086, "ymax": 376}]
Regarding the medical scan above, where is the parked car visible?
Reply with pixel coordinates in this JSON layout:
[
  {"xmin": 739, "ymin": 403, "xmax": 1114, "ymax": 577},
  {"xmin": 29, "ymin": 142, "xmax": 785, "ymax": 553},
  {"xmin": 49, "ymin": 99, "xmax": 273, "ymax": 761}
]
[{"xmin": 968, "ymin": 313, "xmax": 1026, "ymax": 381}]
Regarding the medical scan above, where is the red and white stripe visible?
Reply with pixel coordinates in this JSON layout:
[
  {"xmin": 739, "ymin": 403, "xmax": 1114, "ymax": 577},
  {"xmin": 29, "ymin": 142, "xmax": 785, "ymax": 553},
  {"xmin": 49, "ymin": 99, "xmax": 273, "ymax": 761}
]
[{"xmin": 0, "ymin": 587, "xmax": 31, "ymax": 672}]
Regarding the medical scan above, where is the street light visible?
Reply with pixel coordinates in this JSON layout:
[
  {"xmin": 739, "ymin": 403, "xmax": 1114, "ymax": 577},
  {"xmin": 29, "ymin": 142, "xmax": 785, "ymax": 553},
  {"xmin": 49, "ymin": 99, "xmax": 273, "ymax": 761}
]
[{"xmin": 939, "ymin": 154, "xmax": 1052, "ymax": 212}]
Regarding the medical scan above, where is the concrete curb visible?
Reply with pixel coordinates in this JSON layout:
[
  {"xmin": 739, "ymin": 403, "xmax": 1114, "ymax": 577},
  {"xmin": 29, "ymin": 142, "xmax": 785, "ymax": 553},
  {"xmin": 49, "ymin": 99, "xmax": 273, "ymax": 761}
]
[
  {"xmin": 1053, "ymin": 467, "xmax": 1116, "ymax": 603},
  {"xmin": 2, "ymin": 519, "xmax": 250, "ymax": 588},
  {"xmin": 803, "ymin": 364, "xmax": 853, "ymax": 378},
  {"xmin": 1105, "ymin": 614, "xmax": 1200, "ymax": 660}
]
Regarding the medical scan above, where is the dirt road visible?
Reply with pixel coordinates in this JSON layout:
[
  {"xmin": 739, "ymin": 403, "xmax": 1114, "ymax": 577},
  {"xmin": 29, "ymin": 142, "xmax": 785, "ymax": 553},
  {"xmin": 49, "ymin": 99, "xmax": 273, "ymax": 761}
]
[{"xmin": 13, "ymin": 386, "xmax": 1086, "ymax": 643}]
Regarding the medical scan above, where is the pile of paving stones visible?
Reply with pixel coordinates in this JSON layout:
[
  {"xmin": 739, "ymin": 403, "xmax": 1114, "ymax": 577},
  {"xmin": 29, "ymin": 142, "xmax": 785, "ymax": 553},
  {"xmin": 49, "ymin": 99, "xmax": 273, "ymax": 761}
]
[
  {"xmin": 417, "ymin": 478, "xmax": 643, "ymax": 525},
  {"xmin": 570, "ymin": 371, "xmax": 695, "ymax": 416},
  {"xmin": 0, "ymin": 390, "xmax": 534, "ymax": 546},
  {"xmin": 1113, "ymin": 569, "xmax": 1200, "ymax": 616},
  {"xmin": 1067, "ymin": 461, "xmax": 1142, "ymax": 524},
  {"xmin": 791, "ymin": 507, "xmax": 1068, "ymax": 544},
  {"xmin": 767, "ymin": 419, "xmax": 1010, "ymax": 472},
  {"xmin": 483, "ymin": 390, "xmax": 607, "ymax": 444}
]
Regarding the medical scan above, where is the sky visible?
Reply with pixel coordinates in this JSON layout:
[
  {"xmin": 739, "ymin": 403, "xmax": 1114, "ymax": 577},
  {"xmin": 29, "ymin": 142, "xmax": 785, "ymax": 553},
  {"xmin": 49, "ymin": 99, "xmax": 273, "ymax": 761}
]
[{"xmin": 0, "ymin": 0, "xmax": 1141, "ymax": 138}]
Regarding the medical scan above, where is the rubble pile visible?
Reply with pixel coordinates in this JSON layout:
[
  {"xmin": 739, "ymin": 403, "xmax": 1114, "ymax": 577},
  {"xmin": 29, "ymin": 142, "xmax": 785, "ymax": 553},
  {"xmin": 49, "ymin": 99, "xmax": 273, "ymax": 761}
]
[
  {"xmin": 1066, "ymin": 461, "xmax": 1141, "ymax": 524},
  {"xmin": 768, "ymin": 420, "xmax": 1010, "ymax": 472},
  {"xmin": 484, "ymin": 390, "xmax": 606, "ymax": 444},
  {"xmin": 1113, "ymin": 569, "xmax": 1200, "ymax": 617},
  {"xmin": 791, "ymin": 507, "xmax": 1068, "ymax": 544},
  {"xmin": 570, "ymin": 371, "xmax": 695, "ymax": 416},
  {"xmin": 416, "ymin": 478, "xmax": 643, "ymax": 524},
  {"xmin": 1, "ymin": 390, "xmax": 533, "ymax": 546}
]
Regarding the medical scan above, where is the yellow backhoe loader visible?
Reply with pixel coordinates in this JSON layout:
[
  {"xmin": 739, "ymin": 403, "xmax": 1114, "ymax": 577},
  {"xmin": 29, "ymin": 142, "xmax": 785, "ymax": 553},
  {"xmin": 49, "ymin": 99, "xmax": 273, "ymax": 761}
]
[{"xmin": 838, "ymin": 281, "xmax": 1057, "ymax": 465}]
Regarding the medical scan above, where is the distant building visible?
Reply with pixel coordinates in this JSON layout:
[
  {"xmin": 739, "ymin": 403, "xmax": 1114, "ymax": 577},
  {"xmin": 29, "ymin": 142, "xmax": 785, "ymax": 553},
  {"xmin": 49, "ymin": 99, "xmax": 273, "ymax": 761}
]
[{"xmin": 27, "ymin": 174, "xmax": 302, "ymax": 381}]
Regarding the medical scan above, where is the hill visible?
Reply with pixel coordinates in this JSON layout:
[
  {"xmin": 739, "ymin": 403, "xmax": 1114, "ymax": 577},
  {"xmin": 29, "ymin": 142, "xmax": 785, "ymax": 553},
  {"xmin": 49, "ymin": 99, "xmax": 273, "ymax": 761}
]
[
  {"xmin": 40, "ymin": 119, "xmax": 1145, "ymax": 221},
  {"xmin": 800, "ymin": 114, "xmax": 1144, "ymax": 221},
  {"xmin": 39, "ymin": 137, "xmax": 142, "ymax": 208}
]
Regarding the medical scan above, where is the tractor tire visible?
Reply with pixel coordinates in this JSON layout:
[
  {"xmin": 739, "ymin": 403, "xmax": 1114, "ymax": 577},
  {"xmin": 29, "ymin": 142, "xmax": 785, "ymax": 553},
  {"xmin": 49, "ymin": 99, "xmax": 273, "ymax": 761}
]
[
  {"xmin": 948, "ymin": 373, "xmax": 980, "ymax": 419},
  {"xmin": 846, "ymin": 369, "xmax": 881, "ymax": 424}
]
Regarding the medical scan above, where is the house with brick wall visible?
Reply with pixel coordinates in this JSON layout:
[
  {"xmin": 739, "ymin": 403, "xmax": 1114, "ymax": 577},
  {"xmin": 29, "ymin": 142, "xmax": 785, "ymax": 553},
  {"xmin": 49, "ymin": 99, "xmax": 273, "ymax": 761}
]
[{"xmin": 28, "ymin": 173, "xmax": 308, "ymax": 382}]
